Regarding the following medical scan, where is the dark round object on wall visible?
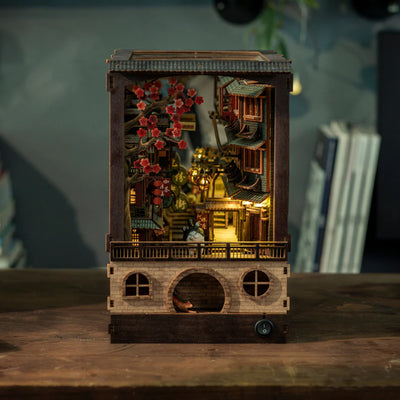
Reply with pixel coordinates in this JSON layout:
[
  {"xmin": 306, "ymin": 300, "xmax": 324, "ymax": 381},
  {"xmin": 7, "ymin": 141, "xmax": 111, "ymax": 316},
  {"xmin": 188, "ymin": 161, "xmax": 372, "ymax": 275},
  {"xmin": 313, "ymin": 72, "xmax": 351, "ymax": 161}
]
[
  {"xmin": 255, "ymin": 319, "xmax": 274, "ymax": 337},
  {"xmin": 352, "ymin": 0, "xmax": 400, "ymax": 20},
  {"xmin": 215, "ymin": 0, "xmax": 264, "ymax": 24}
]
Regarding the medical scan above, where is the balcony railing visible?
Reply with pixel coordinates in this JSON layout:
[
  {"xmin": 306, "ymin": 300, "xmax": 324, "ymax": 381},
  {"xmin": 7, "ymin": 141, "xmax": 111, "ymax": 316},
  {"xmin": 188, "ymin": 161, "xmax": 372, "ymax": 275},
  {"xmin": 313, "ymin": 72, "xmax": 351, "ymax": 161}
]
[{"xmin": 110, "ymin": 241, "xmax": 288, "ymax": 262}]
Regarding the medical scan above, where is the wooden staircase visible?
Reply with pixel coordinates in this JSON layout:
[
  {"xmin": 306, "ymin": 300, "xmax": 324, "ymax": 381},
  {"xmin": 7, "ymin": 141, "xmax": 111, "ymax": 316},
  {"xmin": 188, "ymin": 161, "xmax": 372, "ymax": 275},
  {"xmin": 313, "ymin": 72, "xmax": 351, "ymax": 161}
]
[
  {"xmin": 213, "ymin": 211, "xmax": 228, "ymax": 229},
  {"xmin": 164, "ymin": 210, "xmax": 196, "ymax": 241}
]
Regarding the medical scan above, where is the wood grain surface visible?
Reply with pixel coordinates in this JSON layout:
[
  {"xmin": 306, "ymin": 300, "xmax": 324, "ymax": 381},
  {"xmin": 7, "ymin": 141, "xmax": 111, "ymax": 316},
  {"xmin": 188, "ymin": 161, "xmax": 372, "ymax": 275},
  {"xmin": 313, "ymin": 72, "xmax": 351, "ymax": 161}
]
[{"xmin": 0, "ymin": 269, "xmax": 399, "ymax": 399}]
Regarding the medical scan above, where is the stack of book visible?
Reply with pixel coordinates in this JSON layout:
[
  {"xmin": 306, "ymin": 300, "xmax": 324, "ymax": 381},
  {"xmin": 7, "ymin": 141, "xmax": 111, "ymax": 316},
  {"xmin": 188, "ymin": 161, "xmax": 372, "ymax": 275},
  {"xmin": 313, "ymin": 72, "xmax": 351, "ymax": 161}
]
[
  {"xmin": 295, "ymin": 121, "xmax": 381, "ymax": 273},
  {"xmin": 0, "ymin": 156, "xmax": 26, "ymax": 269}
]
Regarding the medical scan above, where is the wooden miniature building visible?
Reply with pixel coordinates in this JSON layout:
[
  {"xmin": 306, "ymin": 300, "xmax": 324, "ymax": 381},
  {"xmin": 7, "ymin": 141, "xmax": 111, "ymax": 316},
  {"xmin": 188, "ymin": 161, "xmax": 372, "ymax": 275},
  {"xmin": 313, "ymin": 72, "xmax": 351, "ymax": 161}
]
[{"xmin": 106, "ymin": 50, "xmax": 292, "ymax": 343}]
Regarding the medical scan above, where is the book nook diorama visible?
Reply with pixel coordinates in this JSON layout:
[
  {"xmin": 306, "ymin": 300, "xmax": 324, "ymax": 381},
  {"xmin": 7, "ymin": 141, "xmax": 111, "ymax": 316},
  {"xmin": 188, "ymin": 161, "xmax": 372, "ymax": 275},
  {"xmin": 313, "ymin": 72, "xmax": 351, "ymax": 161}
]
[{"xmin": 106, "ymin": 50, "xmax": 292, "ymax": 343}]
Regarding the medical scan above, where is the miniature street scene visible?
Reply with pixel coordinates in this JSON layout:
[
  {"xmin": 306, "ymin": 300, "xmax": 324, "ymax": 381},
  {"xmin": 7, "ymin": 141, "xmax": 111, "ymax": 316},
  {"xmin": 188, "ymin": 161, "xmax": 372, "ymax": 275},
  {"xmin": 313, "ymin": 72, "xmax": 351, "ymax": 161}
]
[{"xmin": 106, "ymin": 51, "xmax": 291, "ymax": 342}]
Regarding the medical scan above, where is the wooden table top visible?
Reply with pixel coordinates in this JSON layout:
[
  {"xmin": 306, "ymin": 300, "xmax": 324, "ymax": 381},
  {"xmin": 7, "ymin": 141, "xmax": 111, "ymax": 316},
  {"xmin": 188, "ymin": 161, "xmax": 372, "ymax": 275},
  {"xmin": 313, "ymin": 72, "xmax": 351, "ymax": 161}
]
[{"xmin": 0, "ymin": 269, "xmax": 399, "ymax": 399}]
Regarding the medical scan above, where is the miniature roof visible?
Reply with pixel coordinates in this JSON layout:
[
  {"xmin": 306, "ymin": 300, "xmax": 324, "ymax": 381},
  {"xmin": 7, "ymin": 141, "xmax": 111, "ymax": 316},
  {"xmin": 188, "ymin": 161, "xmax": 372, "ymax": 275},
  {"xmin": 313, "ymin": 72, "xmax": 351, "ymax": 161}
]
[
  {"xmin": 107, "ymin": 50, "xmax": 291, "ymax": 73},
  {"xmin": 132, "ymin": 218, "xmax": 162, "ymax": 230},
  {"xmin": 222, "ymin": 175, "xmax": 241, "ymax": 197},
  {"xmin": 232, "ymin": 190, "xmax": 269, "ymax": 203},
  {"xmin": 228, "ymin": 137, "xmax": 266, "ymax": 149},
  {"xmin": 218, "ymin": 76, "xmax": 236, "ymax": 87},
  {"xmin": 225, "ymin": 80, "xmax": 270, "ymax": 97}
]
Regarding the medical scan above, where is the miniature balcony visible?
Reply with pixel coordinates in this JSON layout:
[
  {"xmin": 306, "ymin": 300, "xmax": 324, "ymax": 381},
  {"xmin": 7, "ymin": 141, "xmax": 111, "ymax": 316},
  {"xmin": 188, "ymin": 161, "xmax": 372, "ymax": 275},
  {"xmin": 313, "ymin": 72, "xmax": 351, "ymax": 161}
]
[{"xmin": 109, "ymin": 241, "xmax": 288, "ymax": 262}]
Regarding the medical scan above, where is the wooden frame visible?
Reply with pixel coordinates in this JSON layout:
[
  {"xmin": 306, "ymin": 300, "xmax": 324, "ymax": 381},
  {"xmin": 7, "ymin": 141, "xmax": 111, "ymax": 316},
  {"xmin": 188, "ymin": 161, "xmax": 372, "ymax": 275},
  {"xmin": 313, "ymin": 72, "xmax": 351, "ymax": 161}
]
[{"xmin": 106, "ymin": 50, "xmax": 292, "ymax": 343}]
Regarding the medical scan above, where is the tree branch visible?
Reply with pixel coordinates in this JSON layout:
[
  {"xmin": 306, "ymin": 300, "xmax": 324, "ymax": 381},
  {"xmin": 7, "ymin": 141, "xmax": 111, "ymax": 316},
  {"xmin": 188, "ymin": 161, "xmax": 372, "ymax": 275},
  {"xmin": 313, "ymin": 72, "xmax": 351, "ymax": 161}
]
[{"xmin": 124, "ymin": 95, "xmax": 174, "ymax": 133}]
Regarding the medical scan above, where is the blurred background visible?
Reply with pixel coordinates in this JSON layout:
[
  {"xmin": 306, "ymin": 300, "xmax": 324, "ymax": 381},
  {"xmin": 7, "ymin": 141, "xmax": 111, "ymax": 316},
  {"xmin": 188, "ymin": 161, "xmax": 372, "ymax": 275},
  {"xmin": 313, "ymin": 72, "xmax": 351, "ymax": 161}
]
[{"xmin": 0, "ymin": 0, "xmax": 399, "ymax": 271}]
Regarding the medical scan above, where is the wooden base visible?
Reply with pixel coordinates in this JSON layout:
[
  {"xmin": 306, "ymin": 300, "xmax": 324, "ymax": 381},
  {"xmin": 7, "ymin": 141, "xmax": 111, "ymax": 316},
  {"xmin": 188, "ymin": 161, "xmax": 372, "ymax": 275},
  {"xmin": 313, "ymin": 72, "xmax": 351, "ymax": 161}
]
[{"xmin": 109, "ymin": 313, "xmax": 288, "ymax": 343}]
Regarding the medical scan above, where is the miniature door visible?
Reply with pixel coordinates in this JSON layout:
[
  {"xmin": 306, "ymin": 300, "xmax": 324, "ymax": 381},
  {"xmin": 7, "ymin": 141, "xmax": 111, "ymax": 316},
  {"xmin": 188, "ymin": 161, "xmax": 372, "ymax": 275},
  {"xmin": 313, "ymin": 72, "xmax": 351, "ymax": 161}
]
[{"xmin": 106, "ymin": 50, "xmax": 292, "ymax": 343}]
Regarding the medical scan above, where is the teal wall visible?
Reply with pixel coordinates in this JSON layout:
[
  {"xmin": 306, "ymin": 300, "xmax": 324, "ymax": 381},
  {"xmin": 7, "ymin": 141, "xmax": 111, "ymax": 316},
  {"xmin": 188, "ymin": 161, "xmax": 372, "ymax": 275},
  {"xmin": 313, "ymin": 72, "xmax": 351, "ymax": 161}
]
[{"xmin": 0, "ymin": 0, "xmax": 398, "ymax": 267}]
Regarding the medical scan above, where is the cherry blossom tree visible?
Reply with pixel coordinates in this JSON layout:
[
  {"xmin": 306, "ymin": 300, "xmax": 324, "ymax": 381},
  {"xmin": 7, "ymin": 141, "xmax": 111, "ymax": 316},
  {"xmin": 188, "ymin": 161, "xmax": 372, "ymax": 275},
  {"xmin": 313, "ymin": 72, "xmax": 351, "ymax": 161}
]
[{"xmin": 123, "ymin": 77, "xmax": 204, "ymax": 240}]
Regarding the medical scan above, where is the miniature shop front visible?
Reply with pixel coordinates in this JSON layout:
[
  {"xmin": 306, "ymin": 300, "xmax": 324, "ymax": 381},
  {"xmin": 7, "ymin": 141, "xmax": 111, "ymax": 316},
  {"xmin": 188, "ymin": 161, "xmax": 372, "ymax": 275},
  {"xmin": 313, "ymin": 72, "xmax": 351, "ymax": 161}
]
[{"xmin": 106, "ymin": 51, "xmax": 291, "ymax": 342}]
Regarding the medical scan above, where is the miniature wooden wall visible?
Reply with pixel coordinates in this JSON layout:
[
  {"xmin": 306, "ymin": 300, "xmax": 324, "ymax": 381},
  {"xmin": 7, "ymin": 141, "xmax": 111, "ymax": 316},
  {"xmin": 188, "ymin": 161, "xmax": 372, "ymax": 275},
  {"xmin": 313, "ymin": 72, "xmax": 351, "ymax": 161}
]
[{"xmin": 107, "ymin": 260, "xmax": 290, "ymax": 314}]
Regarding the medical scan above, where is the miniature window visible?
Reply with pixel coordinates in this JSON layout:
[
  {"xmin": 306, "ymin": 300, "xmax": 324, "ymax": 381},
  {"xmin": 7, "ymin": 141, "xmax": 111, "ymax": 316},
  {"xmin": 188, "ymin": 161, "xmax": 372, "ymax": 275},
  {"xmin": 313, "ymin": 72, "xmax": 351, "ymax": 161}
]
[
  {"xmin": 243, "ymin": 98, "xmax": 263, "ymax": 122},
  {"xmin": 125, "ymin": 273, "xmax": 150, "ymax": 297},
  {"xmin": 131, "ymin": 229, "xmax": 139, "ymax": 244},
  {"xmin": 242, "ymin": 270, "xmax": 270, "ymax": 297},
  {"xmin": 243, "ymin": 148, "xmax": 262, "ymax": 174}
]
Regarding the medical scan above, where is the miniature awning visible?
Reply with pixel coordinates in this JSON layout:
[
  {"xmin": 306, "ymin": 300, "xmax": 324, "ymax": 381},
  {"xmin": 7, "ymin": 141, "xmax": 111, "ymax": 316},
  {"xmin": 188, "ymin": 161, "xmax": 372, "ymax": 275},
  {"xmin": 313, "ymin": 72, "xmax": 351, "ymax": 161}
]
[
  {"xmin": 131, "ymin": 218, "xmax": 162, "ymax": 230},
  {"xmin": 225, "ymin": 80, "xmax": 271, "ymax": 97},
  {"xmin": 205, "ymin": 199, "xmax": 244, "ymax": 211},
  {"xmin": 228, "ymin": 137, "xmax": 266, "ymax": 149},
  {"xmin": 232, "ymin": 190, "xmax": 269, "ymax": 203},
  {"xmin": 222, "ymin": 175, "xmax": 241, "ymax": 197}
]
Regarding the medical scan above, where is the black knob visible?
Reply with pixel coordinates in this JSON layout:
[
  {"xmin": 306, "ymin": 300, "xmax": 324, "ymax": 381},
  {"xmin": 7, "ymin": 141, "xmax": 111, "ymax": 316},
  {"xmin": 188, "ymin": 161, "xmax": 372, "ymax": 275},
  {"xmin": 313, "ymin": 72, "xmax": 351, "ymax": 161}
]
[{"xmin": 255, "ymin": 319, "xmax": 274, "ymax": 337}]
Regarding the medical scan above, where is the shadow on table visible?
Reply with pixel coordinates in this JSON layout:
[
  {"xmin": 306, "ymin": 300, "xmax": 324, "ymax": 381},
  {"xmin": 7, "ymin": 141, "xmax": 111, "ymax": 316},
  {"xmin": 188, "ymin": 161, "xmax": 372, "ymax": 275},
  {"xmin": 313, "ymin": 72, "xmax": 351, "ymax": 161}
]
[{"xmin": 288, "ymin": 274, "xmax": 400, "ymax": 342}]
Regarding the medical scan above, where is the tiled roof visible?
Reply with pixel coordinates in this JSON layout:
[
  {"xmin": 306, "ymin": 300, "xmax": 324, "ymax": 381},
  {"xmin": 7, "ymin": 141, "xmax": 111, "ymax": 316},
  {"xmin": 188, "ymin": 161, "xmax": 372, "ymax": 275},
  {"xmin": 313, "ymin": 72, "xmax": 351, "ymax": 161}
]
[
  {"xmin": 225, "ymin": 80, "xmax": 270, "ymax": 97},
  {"xmin": 232, "ymin": 190, "xmax": 269, "ymax": 203},
  {"xmin": 218, "ymin": 76, "xmax": 235, "ymax": 86},
  {"xmin": 132, "ymin": 218, "xmax": 162, "ymax": 230},
  {"xmin": 222, "ymin": 175, "xmax": 241, "ymax": 197},
  {"xmin": 228, "ymin": 138, "xmax": 265, "ymax": 149},
  {"xmin": 107, "ymin": 50, "xmax": 291, "ymax": 73}
]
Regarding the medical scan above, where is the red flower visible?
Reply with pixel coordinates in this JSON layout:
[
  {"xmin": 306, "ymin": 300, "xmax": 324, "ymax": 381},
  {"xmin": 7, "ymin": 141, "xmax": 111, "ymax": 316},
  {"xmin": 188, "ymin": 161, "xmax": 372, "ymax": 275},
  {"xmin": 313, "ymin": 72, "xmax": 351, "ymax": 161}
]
[
  {"xmin": 195, "ymin": 96, "xmax": 204, "ymax": 105},
  {"xmin": 168, "ymin": 77, "xmax": 177, "ymax": 86},
  {"xmin": 143, "ymin": 165, "xmax": 153, "ymax": 174},
  {"xmin": 143, "ymin": 82, "xmax": 152, "ymax": 91},
  {"xmin": 187, "ymin": 88, "xmax": 197, "ymax": 98},
  {"xmin": 182, "ymin": 106, "xmax": 190, "ymax": 113},
  {"xmin": 147, "ymin": 123, "xmax": 157, "ymax": 131},
  {"xmin": 151, "ymin": 128, "xmax": 161, "ymax": 137},
  {"xmin": 154, "ymin": 80, "xmax": 162, "ymax": 89},
  {"xmin": 165, "ymin": 128, "xmax": 173, "ymax": 137},
  {"xmin": 152, "ymin": 164, "xmax": 162, "ymax": 174},
  {"xmin": 176, "ymin": 107, "xmax": 185, "ymax": 116},
  {"xmin": 154, "ymin": 140, "xmax": 165, "ymax": 150},
  {"xmin": 140, "ymin": 158, "xmax": 150, "ymax": 167},
  {"xmin": 133, "ymin": 159, "xmax": 142, "ymax": 169},
  {"xmin": 175, "ymin": 98, "xmax": 184, "ymax": 108},
  {"xmin": 176, "ymin": 82, "xmax": 185, "ymax": 92},
  {"xmin": 150, "ymin": 85, "xmax": 159, "ymax": 94},
  {"xmin": 150, "ymin": 93, "xmax": 160, "ymax": 101},
  {"xmin": 173, "ymin": 122, "xmax": 182, "ymax": 130},
  {"xmin": 185, "ymin": 98, "xmax": 194, "ymax": 108},
  {"xmin": 178, "ymin": 140, "xmax": 187, "ymax": 149},
  {"xmin": 137, "ymin": 101, "xmax": 146, "ymax": 110},
  {"xmin": 153, "ymin": 197, "xmax": 162, "ymax": 205},
  {"xmin": 153, "ymin": 188, "xmax": 162, "ymax": 196},
  {"xmin": 153, "ymin": 180, "xmax": 163, "ymax": 187},
  {"xmin": 148, "ymin": 115, "xmax": 158, "ymax": 124},
  {"xmin": 171, "ymin": 114, "xmax": 180, "ymax": 123},
  {"xmin": 173, "ymin": 128, "xmax": 181, "ymax": 137},
  {"xmin": 168, "ymin": 87, "xmax": 177, "ymax": 96},
  {"xmin": 166, "ymin": 105, "xmax": 176, "ymax": 115},
  {"xmin": 139, "ymin": 116, "xmax": 148, "ymax": 126},
  {"xmin": 134, "ymin": 88, "xmax": 145, "ymax": 100},
  {"xmin": 137, "ymin": 128, "xmax": 147, "ymax": 138}
]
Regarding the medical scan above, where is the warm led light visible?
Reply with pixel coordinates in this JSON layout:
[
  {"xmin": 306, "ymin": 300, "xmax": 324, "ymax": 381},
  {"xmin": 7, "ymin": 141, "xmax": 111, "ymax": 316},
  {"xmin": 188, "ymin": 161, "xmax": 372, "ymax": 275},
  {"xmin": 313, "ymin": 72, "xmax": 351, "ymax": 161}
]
[
  {"xmin": 255, "ymin": 197, "xmax": 271, "ymax": 208},
  {"xmin": 291, "ymin": 75, "xmax": 302, "ymax": 96},
  {"xmin": 198, "ymin": 175, "xmax": 211, "ymax": 191}
]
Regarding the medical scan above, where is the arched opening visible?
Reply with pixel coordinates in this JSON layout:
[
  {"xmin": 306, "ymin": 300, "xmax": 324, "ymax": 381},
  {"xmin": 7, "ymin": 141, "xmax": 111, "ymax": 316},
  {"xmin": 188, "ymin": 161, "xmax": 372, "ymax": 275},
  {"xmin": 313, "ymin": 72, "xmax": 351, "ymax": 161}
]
[{"xmin": 173, "ymin": 273, "xmax": 225, "ymax": 313}]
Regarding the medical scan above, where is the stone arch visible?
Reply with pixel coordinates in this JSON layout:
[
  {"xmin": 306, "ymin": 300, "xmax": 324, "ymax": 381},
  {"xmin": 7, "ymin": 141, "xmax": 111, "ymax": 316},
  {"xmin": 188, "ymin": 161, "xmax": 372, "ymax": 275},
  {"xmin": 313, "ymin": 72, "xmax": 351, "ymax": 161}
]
[{"xmin": 166, "ymin": 268, "xmax": 231, "ymax": 313}]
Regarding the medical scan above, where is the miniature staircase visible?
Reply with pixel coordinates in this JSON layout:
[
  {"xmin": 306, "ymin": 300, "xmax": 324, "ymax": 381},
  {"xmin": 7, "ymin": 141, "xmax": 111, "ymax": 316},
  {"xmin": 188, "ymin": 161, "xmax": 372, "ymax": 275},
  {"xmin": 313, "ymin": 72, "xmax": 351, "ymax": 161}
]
[
  {"xmin": 213, "ymin": 212, "xmax": 227, "ymax": 228},
  {"xmin": 165, "ymin": 210, "xmax": 196, "ymax": 241}
]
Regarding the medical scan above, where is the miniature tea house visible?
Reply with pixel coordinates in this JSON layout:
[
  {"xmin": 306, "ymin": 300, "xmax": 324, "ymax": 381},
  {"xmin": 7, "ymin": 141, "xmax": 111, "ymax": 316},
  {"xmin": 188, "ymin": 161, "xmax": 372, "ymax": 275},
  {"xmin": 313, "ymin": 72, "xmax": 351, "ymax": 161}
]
[{"xmin": 106, "ymin": 50, "xmax": 292, "ymax": 343}]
